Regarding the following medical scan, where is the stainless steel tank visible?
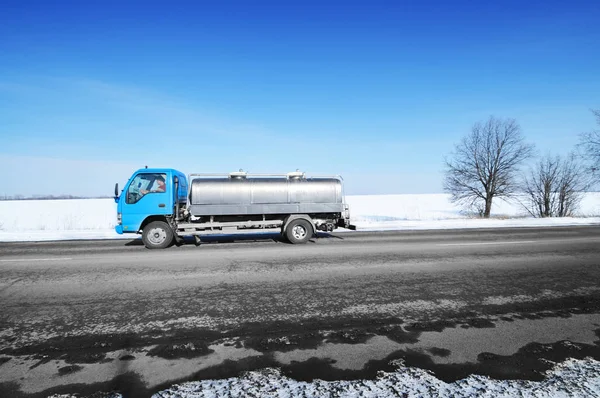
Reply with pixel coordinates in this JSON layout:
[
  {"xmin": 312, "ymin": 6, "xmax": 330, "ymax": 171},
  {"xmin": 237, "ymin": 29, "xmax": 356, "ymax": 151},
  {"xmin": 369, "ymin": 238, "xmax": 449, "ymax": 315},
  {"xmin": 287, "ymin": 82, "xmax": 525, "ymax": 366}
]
[{"xmin": 187, "ymin": 173, "xmax": 345, "ymax": 216}]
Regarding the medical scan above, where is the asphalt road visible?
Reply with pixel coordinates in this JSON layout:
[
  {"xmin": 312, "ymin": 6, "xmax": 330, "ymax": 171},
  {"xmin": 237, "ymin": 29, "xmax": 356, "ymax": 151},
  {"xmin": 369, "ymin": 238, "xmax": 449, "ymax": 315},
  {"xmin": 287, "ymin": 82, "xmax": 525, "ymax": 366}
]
[{"xmin": 1, "ymin": 226, "xmax": 600, "ymax": 397}]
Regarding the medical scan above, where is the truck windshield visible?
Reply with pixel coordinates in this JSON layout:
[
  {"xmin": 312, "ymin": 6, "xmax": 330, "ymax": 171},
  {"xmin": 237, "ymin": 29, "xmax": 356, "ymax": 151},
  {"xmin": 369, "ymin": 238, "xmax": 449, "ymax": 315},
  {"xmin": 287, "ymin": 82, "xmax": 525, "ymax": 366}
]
[{"xmin": 126, "ymin": 173, "xmax": 167, "ymax": 204}]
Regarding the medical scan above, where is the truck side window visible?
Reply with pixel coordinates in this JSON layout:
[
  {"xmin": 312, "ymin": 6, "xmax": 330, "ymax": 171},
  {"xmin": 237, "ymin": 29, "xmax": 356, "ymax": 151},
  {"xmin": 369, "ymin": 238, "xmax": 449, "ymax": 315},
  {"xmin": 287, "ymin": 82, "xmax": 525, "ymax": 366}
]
[{"xmin": 126, "ymin": 173, "xmax": 166, "ymax": 204}]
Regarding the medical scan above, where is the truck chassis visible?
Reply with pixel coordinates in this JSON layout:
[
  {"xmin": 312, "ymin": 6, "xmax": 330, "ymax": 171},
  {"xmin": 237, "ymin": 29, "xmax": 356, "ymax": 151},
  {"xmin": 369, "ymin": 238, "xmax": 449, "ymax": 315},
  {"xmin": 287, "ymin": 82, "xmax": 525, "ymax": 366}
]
[{"xmin": 142, "ymin": 212, "xmax": 350, "ymax": 249}]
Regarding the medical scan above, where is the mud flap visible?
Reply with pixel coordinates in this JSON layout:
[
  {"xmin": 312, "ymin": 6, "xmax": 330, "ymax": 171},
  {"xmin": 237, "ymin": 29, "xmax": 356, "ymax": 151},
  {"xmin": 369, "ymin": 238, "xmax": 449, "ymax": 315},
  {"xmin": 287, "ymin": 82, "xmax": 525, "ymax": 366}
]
[{"xmin": 174, "ymin": 235, "xmax": 185, "ymax": 246}]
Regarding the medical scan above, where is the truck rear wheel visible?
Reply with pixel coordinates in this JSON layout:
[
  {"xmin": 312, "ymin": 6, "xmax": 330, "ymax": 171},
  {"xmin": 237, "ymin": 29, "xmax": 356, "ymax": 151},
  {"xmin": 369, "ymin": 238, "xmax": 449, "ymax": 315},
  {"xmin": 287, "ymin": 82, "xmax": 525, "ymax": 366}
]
[
  {"xmin": 285, "ymin": 219, "xmax": 313, "ymax": 244},
  {"xmin": 142, "ymin": 221, "xmax": 174, "ymax": 249}
]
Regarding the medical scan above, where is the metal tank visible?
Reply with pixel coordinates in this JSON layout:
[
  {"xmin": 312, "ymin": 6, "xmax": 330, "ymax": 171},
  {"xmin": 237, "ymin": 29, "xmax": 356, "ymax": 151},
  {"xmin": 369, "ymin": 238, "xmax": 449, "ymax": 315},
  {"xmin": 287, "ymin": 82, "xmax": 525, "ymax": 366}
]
[{"xmin": 187, "ymin": 171, "xmax": 345, "ymax": 216}]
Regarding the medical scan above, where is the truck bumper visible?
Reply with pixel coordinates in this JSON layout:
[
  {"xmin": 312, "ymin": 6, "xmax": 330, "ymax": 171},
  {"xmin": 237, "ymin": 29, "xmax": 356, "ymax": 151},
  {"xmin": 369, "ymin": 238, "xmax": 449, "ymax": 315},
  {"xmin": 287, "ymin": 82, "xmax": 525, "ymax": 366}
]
[
  {"xmin": 338, "ymin": 218, "xmax": 356, "ymax": 230},
  {"xmin": 115, "ymin": 225, "xmax": 124, "ymax": 234}
]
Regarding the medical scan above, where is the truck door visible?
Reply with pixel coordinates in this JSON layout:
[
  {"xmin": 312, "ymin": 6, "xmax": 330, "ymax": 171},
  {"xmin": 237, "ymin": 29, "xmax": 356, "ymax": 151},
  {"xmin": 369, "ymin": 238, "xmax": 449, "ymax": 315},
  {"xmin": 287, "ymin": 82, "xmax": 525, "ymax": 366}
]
[{"xmin": 121, "ymin": 172, "xmax": 171, "ymax": 233}]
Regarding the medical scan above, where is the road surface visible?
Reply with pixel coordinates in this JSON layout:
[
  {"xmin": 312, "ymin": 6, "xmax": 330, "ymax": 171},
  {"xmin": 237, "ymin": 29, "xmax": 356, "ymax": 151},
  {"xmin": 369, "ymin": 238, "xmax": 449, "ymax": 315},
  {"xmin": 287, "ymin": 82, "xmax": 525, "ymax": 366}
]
[{"xmin": 1, "ymin": 226, "xmax": 600, "ymax": 397}]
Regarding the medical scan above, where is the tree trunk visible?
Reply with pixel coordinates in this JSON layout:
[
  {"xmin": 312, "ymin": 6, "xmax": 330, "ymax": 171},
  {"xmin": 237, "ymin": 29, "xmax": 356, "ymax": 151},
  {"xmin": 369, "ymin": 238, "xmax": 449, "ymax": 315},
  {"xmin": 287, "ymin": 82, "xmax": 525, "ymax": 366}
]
[{"xmin": 483, "ymin": 196, "xmax": 493, "ymax": 218}]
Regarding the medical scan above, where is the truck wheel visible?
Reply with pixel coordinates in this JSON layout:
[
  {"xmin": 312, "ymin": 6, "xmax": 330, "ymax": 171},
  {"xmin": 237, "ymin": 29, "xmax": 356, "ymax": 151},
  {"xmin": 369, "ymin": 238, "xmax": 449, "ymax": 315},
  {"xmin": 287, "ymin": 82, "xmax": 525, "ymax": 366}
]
[
  {"xmin": 142, "ymin": 221, "xmax": 174, "ymax": 249},
  {"xmin": 285, "ymin": 219, "xmax": 313, "ymax": 244}
]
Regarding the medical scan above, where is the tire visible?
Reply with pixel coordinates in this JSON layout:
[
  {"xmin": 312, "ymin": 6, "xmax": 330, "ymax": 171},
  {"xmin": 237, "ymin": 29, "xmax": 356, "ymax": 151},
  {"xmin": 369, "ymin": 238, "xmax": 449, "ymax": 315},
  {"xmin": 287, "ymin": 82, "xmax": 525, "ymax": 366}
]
[
  {"xmin": 285, "ymin": 219, "xmax": 313, "ymax": 244},
  {"xmin": 142, "ymin": 221, "xmax": 174, "ymax": 249}
]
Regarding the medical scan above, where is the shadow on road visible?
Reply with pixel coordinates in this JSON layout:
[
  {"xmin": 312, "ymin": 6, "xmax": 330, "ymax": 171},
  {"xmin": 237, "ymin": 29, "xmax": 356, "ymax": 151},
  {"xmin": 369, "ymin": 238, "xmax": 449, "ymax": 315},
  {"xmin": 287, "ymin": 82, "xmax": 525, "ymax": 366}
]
[{"xmin": 123, "ymin": 231, "xmax": 345, "ymax": 248}]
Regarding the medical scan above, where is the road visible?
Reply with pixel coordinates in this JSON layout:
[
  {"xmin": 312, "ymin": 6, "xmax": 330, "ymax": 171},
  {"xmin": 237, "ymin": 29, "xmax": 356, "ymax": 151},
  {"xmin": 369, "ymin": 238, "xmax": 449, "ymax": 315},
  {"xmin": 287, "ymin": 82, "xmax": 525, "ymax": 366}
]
[{"xmin": 1, "ymin": 226, "xmax": 600, "ymax": 397}]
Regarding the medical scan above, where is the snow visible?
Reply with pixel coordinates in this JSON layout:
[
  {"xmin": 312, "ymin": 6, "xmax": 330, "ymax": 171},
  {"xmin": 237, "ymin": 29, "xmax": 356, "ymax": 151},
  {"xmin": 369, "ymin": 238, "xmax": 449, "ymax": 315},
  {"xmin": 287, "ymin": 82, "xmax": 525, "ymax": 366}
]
[
  {"xmin": 150, "ymin": 358, "xmax": 600, "ymax": 397},
  {"xmin": 0, "ymin": 193, "xmax": 599, "ymax": 242},
  {"xmin": 0, "ymin": 198, "xmax": 122, "ymax": 242}
]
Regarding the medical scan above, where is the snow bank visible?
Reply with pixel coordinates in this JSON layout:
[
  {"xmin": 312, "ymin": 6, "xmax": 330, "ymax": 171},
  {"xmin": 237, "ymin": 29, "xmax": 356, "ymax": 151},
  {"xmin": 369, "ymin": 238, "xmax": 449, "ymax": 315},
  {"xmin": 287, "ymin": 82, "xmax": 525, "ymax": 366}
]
[
  {"xmin": 0, "ymin": 198, "xmax": 116, "ymax": 231},
  {"xmin": 152, "ymin": 358, "xmax": 600, "ymax": 397},
  {"xmin": 346, "ymin": 193, "xmax": 600, "ymax": 221},
  {"xmin": 0, "ymin": 198, "xmax": 124, "ymax": 242}
]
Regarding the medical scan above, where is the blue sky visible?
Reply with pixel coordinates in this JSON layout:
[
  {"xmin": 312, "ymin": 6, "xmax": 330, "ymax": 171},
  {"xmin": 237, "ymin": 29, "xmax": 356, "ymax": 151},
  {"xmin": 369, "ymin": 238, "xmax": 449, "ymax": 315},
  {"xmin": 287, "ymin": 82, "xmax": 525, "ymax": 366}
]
[{"xmin": 1, "ymin": 0, "xmax": 599, "ymax": 197}]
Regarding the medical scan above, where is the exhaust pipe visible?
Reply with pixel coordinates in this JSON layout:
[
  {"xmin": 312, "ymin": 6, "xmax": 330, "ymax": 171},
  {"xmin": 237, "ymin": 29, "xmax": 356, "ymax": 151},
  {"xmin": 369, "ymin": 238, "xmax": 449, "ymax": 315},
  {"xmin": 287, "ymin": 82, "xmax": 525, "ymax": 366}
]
[{"xmin": 174, "ymin": 176, "xmax": 180, "ymax": 221}]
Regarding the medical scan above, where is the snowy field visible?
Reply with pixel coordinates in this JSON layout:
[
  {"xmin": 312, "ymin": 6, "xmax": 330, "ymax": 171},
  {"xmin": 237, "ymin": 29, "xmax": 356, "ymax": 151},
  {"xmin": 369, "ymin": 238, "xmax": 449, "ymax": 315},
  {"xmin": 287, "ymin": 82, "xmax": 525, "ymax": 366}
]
[{"xmin": 1, "ymin": 193, "xmax": 599, "ymax": 242}]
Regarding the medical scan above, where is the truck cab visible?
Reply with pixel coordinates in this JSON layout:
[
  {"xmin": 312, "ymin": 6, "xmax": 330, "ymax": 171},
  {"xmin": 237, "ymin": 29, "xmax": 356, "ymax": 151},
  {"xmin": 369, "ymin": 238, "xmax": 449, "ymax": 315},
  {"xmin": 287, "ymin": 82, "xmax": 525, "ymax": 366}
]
[{"xmin": 115, "ymin": 168, "xmax": 187, "ymax": 240}]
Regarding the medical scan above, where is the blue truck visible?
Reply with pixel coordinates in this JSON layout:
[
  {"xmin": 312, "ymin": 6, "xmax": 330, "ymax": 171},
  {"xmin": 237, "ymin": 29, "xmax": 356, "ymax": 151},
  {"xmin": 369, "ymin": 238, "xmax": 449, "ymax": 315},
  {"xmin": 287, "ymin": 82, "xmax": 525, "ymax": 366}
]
[{"xmin": 115, "ymin": 168, "xmax": 355, "ymax": 249}]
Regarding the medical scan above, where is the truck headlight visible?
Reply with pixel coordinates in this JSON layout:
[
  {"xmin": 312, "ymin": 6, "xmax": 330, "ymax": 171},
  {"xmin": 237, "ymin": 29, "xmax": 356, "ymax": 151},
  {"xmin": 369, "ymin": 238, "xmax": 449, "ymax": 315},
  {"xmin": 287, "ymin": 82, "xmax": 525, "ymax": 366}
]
[{"xmin": 117, "ymin": 213, "xmax": 122, "ymax": 225}]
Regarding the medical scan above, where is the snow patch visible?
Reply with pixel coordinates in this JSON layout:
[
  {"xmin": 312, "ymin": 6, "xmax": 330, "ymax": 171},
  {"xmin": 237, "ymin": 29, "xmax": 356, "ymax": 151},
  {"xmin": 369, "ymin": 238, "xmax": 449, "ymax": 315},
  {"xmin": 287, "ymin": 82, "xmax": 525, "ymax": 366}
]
[
  {"xmin": 151, "ymin": 358, "xmax": 600, "ymax": 397},
  {"xmin": 342, "ymin": 299, "xmax": 468, "ymax": 317}
]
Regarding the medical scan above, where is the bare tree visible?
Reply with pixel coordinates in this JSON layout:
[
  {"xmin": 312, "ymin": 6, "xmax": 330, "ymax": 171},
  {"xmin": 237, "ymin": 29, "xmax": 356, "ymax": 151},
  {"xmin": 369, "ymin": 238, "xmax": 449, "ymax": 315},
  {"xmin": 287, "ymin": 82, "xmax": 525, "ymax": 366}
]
[
  {"xmin": 579, "ymin": 109, "xmax": 600, "ymax": 182},
  {"xmin": 444, "ymin": 116, "xmax": 534, "ymax": 218},
  {"xmin": 522, "ymin": 153, "xmax": 591, "ymax": 217}
]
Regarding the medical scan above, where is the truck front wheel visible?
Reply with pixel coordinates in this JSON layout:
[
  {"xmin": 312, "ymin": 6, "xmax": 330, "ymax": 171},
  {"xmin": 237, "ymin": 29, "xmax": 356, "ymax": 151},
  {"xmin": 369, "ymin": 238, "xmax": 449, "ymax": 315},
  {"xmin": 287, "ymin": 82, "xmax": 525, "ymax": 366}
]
[
  {"xmin": 142, "ymin": 221, "xmax": 174, "ymax": 249},
  {"xmin": 285, "ymin": 219, "xmax": 313, "ymax": 244}
]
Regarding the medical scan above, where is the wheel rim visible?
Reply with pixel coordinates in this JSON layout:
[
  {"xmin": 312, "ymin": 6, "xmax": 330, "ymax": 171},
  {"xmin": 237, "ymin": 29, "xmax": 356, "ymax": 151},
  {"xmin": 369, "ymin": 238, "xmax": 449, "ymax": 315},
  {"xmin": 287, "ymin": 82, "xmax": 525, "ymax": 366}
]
[
  {"xmin": 147, "ymin": 227, "xmax": 167, "ymax": 245},
  {"xmin": 292, "ymin": 224, "xmax": 307, "ymax": 240}
]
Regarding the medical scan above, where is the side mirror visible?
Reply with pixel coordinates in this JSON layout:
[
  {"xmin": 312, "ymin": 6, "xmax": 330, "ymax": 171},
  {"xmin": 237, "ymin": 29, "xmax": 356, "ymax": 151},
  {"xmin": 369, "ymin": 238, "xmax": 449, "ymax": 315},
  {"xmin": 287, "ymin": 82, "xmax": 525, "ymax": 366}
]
[{"xmin": 114, "ymin": 183, "xmax": 120, "ymax": 203}]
